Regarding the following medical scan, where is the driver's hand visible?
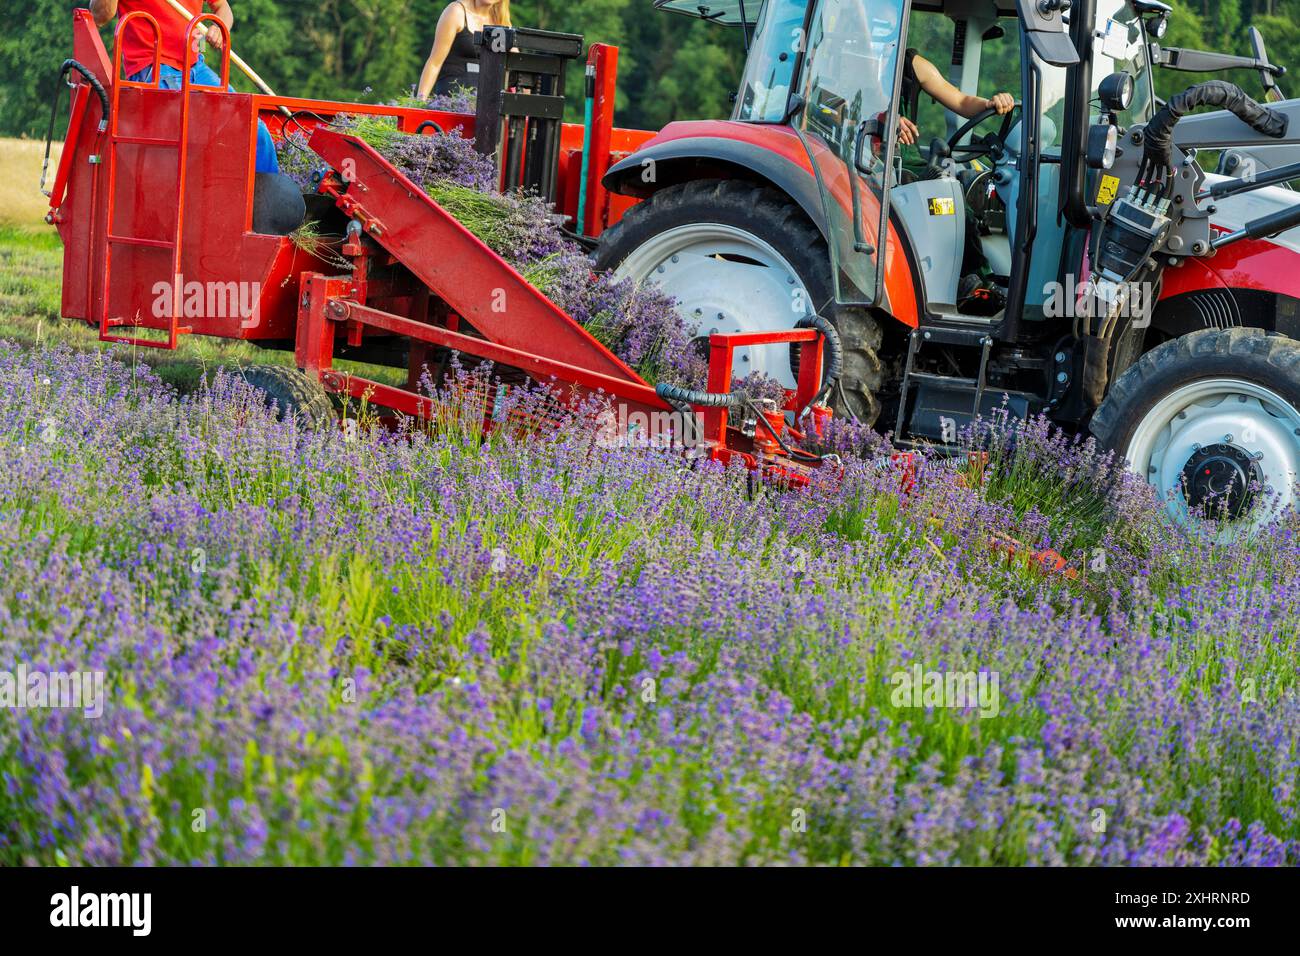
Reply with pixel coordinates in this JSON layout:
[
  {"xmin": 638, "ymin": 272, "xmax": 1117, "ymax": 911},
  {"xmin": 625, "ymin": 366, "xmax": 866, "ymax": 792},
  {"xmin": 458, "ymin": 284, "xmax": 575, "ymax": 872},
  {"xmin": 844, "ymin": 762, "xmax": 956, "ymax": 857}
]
[
  {"xmin": 897, "ymin": 116, "xmax": 919, "ymax": 146},
  {"xmin": 986, "ymin": 93, "xmax": 1014, "ymax": 115},
  {"xmin": 193, "ymin": 24, "xmax": 225, "ymax": 50}
]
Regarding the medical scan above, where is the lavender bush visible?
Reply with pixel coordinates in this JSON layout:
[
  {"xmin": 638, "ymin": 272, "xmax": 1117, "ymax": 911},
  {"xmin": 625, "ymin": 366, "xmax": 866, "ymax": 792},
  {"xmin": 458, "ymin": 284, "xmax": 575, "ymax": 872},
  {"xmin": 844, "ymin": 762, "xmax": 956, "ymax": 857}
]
[{"xmin": 1, "ymin": 341, "xmax": 1298, "ymax": 865}]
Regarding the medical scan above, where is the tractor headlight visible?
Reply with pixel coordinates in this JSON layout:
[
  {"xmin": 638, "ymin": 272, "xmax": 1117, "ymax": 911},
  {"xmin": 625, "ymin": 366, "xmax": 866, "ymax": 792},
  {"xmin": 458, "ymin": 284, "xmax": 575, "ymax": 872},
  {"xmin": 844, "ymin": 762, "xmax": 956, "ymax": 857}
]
[
  {"xmin": 1087, "ymin": 123, "xmax": 1119, "ymax": 169},
  {"xmin": 1133, "ymin": 0, "xmax": 1172, "ymax": 38},
  {"xmin": 1098, "ymin": 73, "xmax": 1135, "ymax": 113}
]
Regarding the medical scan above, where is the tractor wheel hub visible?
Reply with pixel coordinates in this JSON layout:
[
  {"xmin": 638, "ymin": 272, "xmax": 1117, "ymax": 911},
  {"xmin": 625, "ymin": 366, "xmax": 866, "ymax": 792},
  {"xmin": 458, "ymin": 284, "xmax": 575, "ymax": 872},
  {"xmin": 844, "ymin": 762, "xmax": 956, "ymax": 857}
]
[
  {"xmin": 1179, "ymin": 443, "xmax": 1262, "ymax": 517},
  {"xmin": 1126, "ymin": 376, "xmax": 1300, "ymax": 536}
]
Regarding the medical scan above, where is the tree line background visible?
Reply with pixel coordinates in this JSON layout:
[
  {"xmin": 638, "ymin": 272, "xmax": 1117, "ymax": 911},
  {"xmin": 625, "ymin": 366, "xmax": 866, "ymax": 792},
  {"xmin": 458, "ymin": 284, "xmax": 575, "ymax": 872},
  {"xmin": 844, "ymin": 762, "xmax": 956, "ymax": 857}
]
[{"xmin": 0, "ymin": 0, "xmax": 1295, "ymax": 139}]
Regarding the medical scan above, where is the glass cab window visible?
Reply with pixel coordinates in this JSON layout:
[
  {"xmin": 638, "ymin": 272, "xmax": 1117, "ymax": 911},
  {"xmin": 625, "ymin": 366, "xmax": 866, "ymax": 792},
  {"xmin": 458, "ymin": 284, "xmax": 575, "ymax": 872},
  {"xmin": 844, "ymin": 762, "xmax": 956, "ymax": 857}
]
[
  {"xmin": 735, "ymin": 0, "xmax": 809, "ymax": 122},
  {"xmin": 1091, "ymin": 0, "xmax": 1154, "ymax": 125}
]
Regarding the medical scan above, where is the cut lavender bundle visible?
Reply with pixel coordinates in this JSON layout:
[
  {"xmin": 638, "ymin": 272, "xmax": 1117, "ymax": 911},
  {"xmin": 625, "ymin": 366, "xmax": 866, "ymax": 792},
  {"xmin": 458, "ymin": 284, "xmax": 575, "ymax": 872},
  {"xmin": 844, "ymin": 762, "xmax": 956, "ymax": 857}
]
[{"xmin": 277, "ymin": 117, "xmax": 709, "ymax": 390}]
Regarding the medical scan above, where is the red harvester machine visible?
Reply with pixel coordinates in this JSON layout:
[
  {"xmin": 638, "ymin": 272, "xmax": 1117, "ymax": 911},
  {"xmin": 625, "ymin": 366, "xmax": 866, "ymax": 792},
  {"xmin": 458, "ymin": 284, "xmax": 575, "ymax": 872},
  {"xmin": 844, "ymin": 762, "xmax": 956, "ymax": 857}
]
[{"xmin": 46, "ymin": 9, "xmax": 835, "ymax": 478}]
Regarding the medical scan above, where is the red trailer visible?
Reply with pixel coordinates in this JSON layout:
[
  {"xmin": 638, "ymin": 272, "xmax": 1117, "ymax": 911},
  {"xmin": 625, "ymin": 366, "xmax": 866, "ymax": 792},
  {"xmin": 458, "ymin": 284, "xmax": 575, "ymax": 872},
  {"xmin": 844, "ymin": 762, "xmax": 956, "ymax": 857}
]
[{"xmin": 46, "ymin": 9, "xmax": 835, "ymax": 478}]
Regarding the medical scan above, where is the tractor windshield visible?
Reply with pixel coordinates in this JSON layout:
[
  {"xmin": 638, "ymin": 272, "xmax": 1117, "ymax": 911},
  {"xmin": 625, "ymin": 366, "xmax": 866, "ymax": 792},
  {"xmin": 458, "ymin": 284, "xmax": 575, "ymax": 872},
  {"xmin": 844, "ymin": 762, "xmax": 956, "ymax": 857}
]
[{"xmin": 1034, "ymin": 2, "xmax": 1152, "ymax": 156}]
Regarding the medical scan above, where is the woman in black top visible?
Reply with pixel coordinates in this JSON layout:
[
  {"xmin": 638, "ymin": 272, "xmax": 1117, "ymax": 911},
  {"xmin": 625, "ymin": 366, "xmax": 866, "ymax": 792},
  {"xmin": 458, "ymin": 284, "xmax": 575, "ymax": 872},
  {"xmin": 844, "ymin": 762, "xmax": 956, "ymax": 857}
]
[{"xmin": 416, "ymin": 0, "xmax": 513, "ymax": 99}]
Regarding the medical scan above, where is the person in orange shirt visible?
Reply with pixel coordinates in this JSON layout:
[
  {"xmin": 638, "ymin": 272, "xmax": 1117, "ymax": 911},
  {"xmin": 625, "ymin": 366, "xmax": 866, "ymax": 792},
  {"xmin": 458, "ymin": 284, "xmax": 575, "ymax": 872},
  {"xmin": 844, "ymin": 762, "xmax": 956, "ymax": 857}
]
[{"xmin": 89, "ymin": 0, "xmax": 279, "ymax": 173}]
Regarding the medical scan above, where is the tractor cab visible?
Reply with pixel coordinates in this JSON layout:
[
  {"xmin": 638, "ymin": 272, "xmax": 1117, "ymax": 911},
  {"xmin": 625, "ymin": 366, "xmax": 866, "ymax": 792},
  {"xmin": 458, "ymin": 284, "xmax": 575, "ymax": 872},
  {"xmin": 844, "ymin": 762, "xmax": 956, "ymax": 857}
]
[
  {"xmin": 726, "ymin": 0, "xmax": 1157, "ymax": 322},
  {"xmin": 625, "ymin": 1, "xmax": 1162, "ymax": 353}
]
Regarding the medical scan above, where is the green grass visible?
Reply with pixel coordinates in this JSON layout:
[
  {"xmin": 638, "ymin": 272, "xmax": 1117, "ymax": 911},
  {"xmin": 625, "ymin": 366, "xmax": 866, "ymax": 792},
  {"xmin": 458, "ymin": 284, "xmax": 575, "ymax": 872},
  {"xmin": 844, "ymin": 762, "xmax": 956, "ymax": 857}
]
[{"xmin": 0, "ymin": 225, "xmax": 404, "ymax": 393}]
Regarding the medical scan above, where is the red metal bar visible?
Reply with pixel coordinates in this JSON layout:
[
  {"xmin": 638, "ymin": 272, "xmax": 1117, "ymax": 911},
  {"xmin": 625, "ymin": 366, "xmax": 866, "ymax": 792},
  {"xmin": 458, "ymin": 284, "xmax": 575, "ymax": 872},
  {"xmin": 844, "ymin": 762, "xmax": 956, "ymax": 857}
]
[
  {"xmin": 46, "ymin": 82, "xmax": 91, "ymax": 217},
  {"xmin": 698, "ymin": 329, "xmax": 828, "ymax": 445},
  {"xmin": 715, "ymin": 330, "xmax": 819, "ymax": 347},
  {"xmin": 101, "ymin": 11, "xmax": 167, "ymax": 347},
  {"xmin": 295, "ymin": 273, "xmax": 346, "ymax": 372},
  {"xmin": 113, "ymin": 134, "xmax": 180, "ymax": 146},
  {"xmin": 324, "ymin": 374, "xmax": 434, "ymax": 419},
  {"xmin": 335, "ymin": 299, "xmax": 669, "ymax": 413},
  {"xmin": 704, "ymin": 337, "xmax": 733, "ymax": 447},
  {"xmin": 790, "ymin": 331, "xmax": 824, "ymax": 414},
  {"xmin": 584, "ymin": 44, "xmax": 617, "ymax": 237},
  {"xmin": 182, "ymin": 15, "xmax": 231, "ymax": 89},
  {"xmin": 114, "ymin": 11, "xmax": 162, "ymax": 90},
  {"xmin": 106, "ymin": 234, "xmax": 174, "ymax": 249},
  {"xmin": 98, "ymin": 13, "xmax": 232, "ymax": 350}
]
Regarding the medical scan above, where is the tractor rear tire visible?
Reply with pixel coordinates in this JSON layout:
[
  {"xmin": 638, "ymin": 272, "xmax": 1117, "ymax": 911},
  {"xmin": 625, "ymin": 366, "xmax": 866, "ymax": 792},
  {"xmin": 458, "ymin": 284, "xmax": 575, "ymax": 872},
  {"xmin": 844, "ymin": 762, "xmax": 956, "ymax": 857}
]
[
  {"xmin": 1091, "ymin": 327, "xmax": 1300, "ymax": 528},
  {"xmin": 594, "ymin": 179, "xmax": 884, "ymax": 425},
  {"xmin": 239, "ymin": 365, "xmax": 336, "ymax": 430}
]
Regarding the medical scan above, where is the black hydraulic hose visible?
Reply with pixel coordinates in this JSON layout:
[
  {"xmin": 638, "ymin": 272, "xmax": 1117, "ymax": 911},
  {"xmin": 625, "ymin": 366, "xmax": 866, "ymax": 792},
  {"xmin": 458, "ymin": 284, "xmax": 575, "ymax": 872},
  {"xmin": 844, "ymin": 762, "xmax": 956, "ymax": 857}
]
[
  {"xmin": 655, "ymin": 382, "xmax": 731, "ymax": 407},
  {"xmin": 654, "ymin": 386, "xmax": 826, "ymax": 462},
  {"xmin": 61, "ymin": 59, "xmax": 109, "ymax": 127},
  {"xmin": 282, "ymin": 109, "xmax": 346, "ymax": 154},
  {"xmin": 1142, "ymin": 81, "xmax": 1287, "ymax": 179},
  {"xmin": 794, "ymin": 313, "xmax": 842, "ymax": 407},
  {"xmin": 657, "ymin": 315, "xmax": 842, "ymax": 412},
  {"xmin": 42, "ymin": 59, "xmax": 110, "ymax": 196}
]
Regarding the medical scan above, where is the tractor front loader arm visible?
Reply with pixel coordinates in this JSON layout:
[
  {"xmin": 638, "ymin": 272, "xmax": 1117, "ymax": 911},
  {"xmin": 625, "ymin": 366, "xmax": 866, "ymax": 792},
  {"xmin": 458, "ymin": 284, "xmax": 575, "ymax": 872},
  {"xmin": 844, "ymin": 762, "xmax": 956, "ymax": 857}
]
[
  {"xmin": 1081, "ymin": 81, "xmax": 1300, "ymax": 404},
  {"xmin": 1089, "ymin": 82, "xmax": 1300, "ymax": 319}
]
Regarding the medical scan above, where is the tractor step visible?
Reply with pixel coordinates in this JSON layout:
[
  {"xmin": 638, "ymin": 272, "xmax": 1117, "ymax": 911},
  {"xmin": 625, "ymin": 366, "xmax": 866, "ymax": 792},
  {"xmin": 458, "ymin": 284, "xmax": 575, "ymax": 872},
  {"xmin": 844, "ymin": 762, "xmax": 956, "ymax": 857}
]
[
  {"xmin": 910, "ymin": 323, "xmax": 995, "ymax": 348},
  {"xmin": 894, "ymin": 326, "xmax": 996, "ymax": 443},
  {"xmin": 906, "ymin": 383, "xmax": 1036, "ymax": 444},
  {"xmin": 906, "ymin": 370, "xmax": 980, "ymax": 389}
]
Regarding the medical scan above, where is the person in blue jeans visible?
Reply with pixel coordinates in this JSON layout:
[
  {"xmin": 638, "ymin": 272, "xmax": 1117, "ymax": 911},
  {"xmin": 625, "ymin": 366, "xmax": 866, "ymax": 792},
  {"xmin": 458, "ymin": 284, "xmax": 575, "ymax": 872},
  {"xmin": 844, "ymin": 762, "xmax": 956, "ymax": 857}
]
[{"xmin": 93, "ymin": 0, "xmax": 279, "ymax": 174}]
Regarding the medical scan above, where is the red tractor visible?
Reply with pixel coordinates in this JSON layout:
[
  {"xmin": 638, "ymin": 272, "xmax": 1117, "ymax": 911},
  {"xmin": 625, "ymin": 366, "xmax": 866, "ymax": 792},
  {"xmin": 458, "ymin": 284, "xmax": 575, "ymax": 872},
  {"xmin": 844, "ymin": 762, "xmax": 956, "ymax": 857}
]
[{"xmin": 595, "ymin": 0, "xmax": 1300, "ymax": 531}]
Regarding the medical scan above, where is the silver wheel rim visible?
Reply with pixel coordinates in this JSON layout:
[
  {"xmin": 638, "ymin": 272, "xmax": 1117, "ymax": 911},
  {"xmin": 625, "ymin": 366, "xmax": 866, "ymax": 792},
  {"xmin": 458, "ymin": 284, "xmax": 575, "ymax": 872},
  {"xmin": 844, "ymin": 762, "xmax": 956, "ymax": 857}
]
[
  {"xmin": 614, "ymin": 222, "xmax": 812, "ymax": 388},
  {"xmin": 1125, "ymin": 376, "xmax": 1300, "ymax": 534}
]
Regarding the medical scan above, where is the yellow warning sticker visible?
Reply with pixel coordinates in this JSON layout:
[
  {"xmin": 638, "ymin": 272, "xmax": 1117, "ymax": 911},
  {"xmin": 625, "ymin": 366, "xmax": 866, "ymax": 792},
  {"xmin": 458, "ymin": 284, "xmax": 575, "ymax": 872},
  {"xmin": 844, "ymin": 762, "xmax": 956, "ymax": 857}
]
[
  {"xmin": 928, "ymin": 197, "xmax": 955, "ymax": 216},
  {"xmin": 1096, "ymin": 174, "xmax": 1121, "ymax": 205}
]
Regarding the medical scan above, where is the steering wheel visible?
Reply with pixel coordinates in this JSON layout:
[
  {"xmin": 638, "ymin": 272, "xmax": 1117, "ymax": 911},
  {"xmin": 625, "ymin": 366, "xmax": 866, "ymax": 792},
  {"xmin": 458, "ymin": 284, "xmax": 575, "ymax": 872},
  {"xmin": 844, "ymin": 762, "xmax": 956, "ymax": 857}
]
[{"xmin": 945, "ymin": 102, "xmax": 1021, "ymax": 162}]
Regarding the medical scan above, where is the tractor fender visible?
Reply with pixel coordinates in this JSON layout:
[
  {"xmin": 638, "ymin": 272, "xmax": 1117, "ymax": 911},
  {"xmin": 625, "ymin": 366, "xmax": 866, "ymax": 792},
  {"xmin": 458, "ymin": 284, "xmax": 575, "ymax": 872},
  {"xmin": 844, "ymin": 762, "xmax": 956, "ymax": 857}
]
[
  {"xmin": 602, "ymin": 123, "xmax": 829, "ymax": 240},
  {"xmin": 1153, "ymin": 176, "xmax": 1300, "ymax": 339}
]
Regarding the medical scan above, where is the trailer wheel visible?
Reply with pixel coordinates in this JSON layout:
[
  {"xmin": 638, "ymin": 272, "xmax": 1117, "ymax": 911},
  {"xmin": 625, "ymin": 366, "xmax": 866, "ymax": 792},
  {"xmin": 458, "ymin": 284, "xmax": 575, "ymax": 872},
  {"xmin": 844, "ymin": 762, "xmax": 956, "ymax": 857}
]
[
  {"xmin": 594, "ymin": 179, "xmax": 884, "ymax": 424},
  {"xmin": 1092, "ymin": 327, "xmax": 1300, "ymax": 532},
  {"xmin": 239, "ymin": 365, "xmax": 336, "ymax": 430}
]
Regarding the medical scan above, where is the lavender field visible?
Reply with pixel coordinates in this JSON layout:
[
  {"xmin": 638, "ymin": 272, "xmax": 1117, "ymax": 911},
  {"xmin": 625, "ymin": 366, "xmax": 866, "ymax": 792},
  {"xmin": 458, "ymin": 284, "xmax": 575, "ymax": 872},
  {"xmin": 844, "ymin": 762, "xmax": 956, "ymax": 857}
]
[
  {"xmin": 3, "ymin": 122, "xmax": 1299, "ymax": 866},
  {"xmin": 0, "ymin": 336, "xmax": 1298, "ymax": 866}
]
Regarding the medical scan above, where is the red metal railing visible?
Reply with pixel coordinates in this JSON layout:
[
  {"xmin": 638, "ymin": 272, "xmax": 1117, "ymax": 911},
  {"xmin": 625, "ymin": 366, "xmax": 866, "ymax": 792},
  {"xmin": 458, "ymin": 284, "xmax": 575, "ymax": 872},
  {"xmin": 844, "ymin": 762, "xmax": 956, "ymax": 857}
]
[{"xmin": 100, "ymin": 11, "xmax": 231, "ymax": 349}]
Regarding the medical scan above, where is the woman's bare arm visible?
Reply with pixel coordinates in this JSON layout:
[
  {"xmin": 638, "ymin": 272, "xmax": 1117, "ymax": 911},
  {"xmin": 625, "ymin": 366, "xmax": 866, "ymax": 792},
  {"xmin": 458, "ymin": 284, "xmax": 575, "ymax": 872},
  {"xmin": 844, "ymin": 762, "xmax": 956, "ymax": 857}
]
[
  {"xmin": 417, "ymin": 4, "xmax": 465, "ymax": 99},
  {"xmin": 204, "ymin": 0, "xmax": 234, "ymax": 49},
  {"xmin": 912, "ymin": 54, "xmax": 1014, "ymax": 119}
]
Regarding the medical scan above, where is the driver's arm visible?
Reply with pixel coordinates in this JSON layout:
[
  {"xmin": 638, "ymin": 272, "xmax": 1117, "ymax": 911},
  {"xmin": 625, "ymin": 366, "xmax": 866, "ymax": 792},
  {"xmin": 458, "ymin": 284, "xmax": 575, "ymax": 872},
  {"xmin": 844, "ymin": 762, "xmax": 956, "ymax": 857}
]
[{"xmin": 912, "ymin": 54, "xmax": 1014, "ymax": 119}]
